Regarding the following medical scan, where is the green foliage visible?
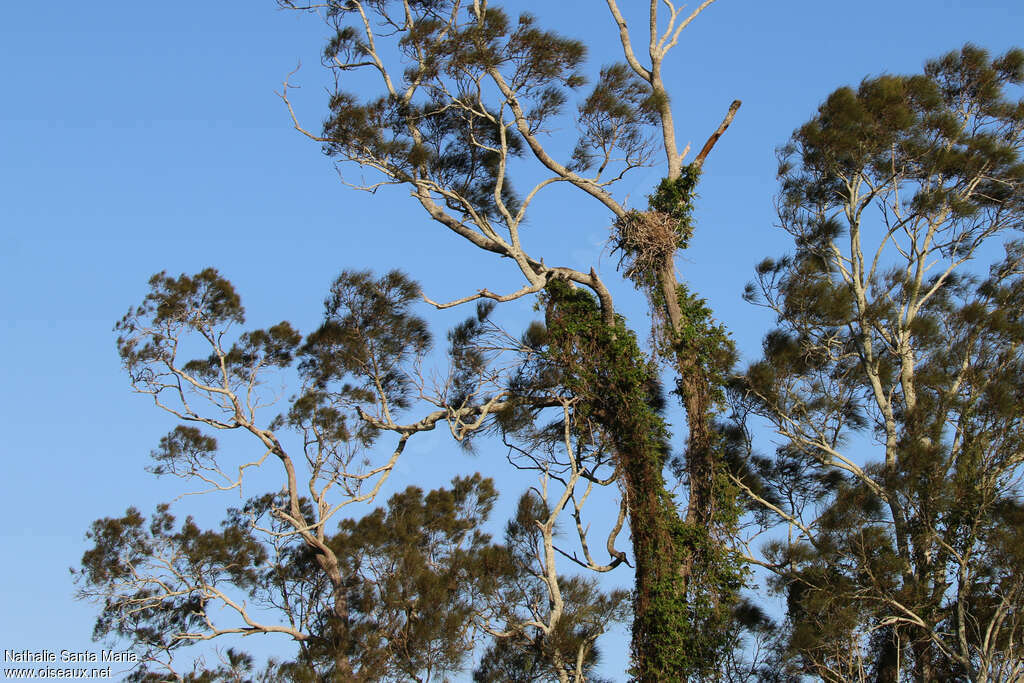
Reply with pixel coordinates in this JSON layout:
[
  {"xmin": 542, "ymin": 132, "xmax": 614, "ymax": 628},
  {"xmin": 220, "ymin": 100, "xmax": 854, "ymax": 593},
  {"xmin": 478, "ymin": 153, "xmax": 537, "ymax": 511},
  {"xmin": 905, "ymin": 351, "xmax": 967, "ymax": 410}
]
[
  {"xmin": 742, "ymin": 45, "xmax": 1024, "ymax": 678},
  {"xmin": 147, "ymin": 425, "xmax": 218, "ymax": 478},
  {"xmin": 313, "ymin": 3, "xmax": 594, "ymax": 226},
  {"xmin": 540, "ymin": 279, "xmax": 666, "ymax": 449},
  {"xmin": 92, "ymin": 264, "xmax": 641, "ymax": 680},
  {"xmin": 75, "ymin": 477, "xmax": 512, "ymax": 682},
  {"xmin": 116, "ymin": 268, "xmax": 245, "ymax": 371},
  {"xmin": 123, "ymin": 648, "xmax": 266, "ymax": 683},
  {"xmin": 183, "ymin": 321, "xmax": 303, "ymax": 385},
  {"xmin": 273, "ymin": 1, "xmax": 747, "ymax": 675},
  {"xmin": 571, "ymin": 63, "xmax": 660, "ymax": 174},
  {"xmin": 300, "ymin": 269, "xmax": 430, "ymax": 410},
  {"xmin": 649, "ymin": 164, "xmax": 701, "ymax": 251},
  {"xmin": 447, "ymin": 300, "xmax": 497, "ymax": 409},
  {"xmin": 612, "ymin": 167, "xmax": 702, "ymax": 297},
  {"xmin": 76, "ymin": 502, "xmax": 267, "ymax": 649},
  {"xmin": 140, "ymin": 268, "xmax": 244, "ymax": 329},
  {"xmin": 473, "ymin": 491, "xmax": 630, "ymax": 682},
  {"xmin": 553, "ymin": 164, "xmax": 746, "ymax": 679},
  {"xmin": 778, "ymin": 44, "xmax": 1024, "ymax": 224},
  {"xmin": 538, "ymin": 279, "xmax": 745, "ymax": 680},
  {"xmin": 673, "ymin": 283, "xmax": 736, "ymax": 400},
  {"xmin": 324, "ymin": 474, "xmax": 507, "ymax": 681}
]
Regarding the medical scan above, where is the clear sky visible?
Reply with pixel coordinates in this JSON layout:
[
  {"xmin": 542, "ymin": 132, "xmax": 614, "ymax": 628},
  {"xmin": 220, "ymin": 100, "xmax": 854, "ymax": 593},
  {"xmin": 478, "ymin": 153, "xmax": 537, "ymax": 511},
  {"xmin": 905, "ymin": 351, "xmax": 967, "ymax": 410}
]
[{"xmin": 2, "ymin": 1, "xmax": 1022, "ymax": 679}]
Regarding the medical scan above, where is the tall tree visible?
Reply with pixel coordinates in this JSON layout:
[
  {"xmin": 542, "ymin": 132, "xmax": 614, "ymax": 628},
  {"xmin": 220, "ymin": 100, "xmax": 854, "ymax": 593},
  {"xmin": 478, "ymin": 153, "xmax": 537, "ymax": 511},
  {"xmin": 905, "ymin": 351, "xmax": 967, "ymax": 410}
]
[
  {"xmin": 737, "ymin": 45, "xmax": 1024, "ymax": 681},
  {"xmin": 275, "ymin": 1, "xmax": 744, "ymax": 678},
  {"xmin": 78, "ymin": 0, "xmax": 750, "ymax": 678},
  {"xmin": 77, "ymin": 269, "xmax": 628, "ymax": 681}
]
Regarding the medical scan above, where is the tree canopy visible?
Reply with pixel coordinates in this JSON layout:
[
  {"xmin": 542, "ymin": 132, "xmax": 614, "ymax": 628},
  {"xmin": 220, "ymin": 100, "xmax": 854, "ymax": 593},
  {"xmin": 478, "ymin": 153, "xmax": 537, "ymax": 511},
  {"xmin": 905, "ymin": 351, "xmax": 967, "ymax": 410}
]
[
  {"xmin": 72, "ymin": 1, "xmax": 1024, "ymax": 680},
  {"xmin": 738, "ymin": 44, "xmax": 1024, "ymax": 680}
]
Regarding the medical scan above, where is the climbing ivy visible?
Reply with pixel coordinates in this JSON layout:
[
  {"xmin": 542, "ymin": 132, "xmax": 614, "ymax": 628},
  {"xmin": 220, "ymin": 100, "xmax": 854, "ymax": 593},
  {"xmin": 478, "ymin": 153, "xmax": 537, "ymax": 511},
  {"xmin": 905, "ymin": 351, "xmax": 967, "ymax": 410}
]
[
  {"xmin": 539, "ymin": 278, "xmax": 745, "ymax": 681},
  {"xmin": 649, "ymin": 164, "xmax": 701, "ymax": 250},
  {"xmin": 674, "ymin": 282, "xmax": 736, "ymax": 404},
  {"xmin": 604, "ymin": 164, "xmax": 751, "ymax": 679}
]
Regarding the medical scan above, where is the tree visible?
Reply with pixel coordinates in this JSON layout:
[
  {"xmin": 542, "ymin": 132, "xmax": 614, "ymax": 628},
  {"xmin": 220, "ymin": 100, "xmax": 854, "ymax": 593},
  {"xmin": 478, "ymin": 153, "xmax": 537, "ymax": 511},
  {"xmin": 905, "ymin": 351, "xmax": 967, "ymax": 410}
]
[
  {"xmin": 76, "ymin": 268, "xmax": 628, "ymax": 681},
  {"xmin": 736, "ymin": 45, "xmax": 1024, "ymax": 681},
  {"xmin": 273, "ymin": 0, "xmax": 745, "ymax": 678},
  {"xmin": 78, "ymin": 474, "xmax": 504, "ymax": 682},
  {"xmin": 76, "ymin": 0, "xmax": 753, "ymax": 679}
]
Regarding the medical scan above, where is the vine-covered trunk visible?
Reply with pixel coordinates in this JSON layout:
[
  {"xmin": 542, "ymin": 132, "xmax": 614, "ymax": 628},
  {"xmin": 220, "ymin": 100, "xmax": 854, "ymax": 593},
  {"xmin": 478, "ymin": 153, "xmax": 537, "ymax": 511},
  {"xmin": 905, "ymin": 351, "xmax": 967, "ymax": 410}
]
[
  {"xmin": 658, "ymin": 258, "xmax": 729, "ymax": 577},
  {"xmin": 543, "ymin": 279, "xmax": 734, "ymax": 681},
  {"xmin": 675, "ymin": 368, "xmax": 715, "ymax": 582},
  {"xmin": 607, "ymin": 390, "xmax": 690, "ymax": 682}
]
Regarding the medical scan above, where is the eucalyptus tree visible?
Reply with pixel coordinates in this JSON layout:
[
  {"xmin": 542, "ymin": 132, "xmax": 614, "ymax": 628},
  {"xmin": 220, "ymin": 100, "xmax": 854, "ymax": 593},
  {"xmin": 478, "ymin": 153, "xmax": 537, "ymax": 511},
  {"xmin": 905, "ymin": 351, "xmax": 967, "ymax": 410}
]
[
  {"xmin": 275, "ymin": 1, "xmax": 745, "ymax": 678},
  {"xmin": 77, "ymin": 0, "xmax": 749, "ymax": 679},
  {"xmin": 76, "ymin": 269, "xmax": 627, "ymax": 682},
  {"xmin": 736, "ymin": 46, "xmax": 1024, "ymax": 681}
]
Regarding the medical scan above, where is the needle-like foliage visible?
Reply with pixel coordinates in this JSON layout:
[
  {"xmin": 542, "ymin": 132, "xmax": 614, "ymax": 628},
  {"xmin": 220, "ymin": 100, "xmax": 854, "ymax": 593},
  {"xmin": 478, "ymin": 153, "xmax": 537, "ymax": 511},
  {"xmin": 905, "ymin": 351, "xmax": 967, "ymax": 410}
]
[{"xmin": 738, "ymin": 45, "xmax": 1024, "ymax": 681}]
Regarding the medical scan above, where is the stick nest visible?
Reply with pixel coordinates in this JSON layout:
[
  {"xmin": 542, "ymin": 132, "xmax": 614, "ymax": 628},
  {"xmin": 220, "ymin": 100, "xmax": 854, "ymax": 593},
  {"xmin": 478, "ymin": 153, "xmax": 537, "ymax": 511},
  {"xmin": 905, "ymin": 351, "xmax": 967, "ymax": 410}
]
[{"xmin": 612, "ymin": 210, "xmax": 681, "ymax": 284}]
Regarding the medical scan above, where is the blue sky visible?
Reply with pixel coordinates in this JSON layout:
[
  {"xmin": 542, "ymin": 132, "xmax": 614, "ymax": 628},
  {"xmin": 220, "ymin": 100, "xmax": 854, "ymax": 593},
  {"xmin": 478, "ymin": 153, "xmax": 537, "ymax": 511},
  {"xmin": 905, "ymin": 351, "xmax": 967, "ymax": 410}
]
[{"xmin": 2, "ymin": 0, "xmax": 1022, "ymax": 679}]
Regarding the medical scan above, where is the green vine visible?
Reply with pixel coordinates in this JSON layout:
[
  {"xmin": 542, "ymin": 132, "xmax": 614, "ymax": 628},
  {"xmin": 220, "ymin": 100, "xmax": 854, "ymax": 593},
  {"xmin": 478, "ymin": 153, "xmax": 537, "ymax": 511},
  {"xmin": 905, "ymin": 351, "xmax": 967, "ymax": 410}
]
[
  {"xmin": 674, "ymin": 283, "xmax": 736, "ymax": 405},
  {"xmin": 649, "ymin": 164, "xmax": 701, "ymax": 251},
  {"xmin": 540, "ymin": 279, "xmax": 745, "ymax": 681}
]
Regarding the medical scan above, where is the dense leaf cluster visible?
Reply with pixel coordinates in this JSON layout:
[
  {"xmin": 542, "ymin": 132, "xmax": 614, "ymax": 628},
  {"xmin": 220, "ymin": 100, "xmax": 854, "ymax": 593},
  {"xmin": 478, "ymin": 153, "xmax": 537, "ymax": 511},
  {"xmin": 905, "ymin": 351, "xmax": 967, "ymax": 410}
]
[
  {"xmin": 739, "ymin": 45, "xmax": 1024, "ymax": 680},
  {"xmin": 78, "ymin": 477, "xmax": 510, "ymax": 681}
]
